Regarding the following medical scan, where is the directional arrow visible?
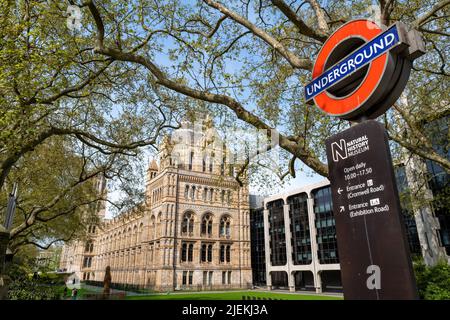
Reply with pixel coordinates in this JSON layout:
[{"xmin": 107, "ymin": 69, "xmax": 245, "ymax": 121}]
[
  {"xmin": 338, "ymin": 187, "xmax": 343, "ymax": 195},
  {"xmin": 340, "ymin": 206, "xmax": 345, "ymax": 212}
]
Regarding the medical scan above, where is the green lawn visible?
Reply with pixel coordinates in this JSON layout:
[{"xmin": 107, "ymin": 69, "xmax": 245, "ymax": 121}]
[
  {"xmin": 126, "ymin": 291, "xmax": 342, "ymax": 300},
  {"xmin": 57, "ymin": 286, "xmax": 101, "ymax": 300}
]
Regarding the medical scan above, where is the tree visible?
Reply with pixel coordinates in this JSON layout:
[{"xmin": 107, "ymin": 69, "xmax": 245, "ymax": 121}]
[
  {"xmin": 1, "ymin": 0, "xmax": 192, "ymax": 259},
  {"xmin": 0, "ymin": 0, "xmax": 181, "ymax": 192},
  {"xmin": 68, "ymin": 0, "xmax": 449, "ymax": 181},
  {"xmin": 2, "ymin": 0, "xmax": 448, "ymax": 261},
  {"xmin": 1, "ymin": 136, "xmax": 105, "ymax": 253}
]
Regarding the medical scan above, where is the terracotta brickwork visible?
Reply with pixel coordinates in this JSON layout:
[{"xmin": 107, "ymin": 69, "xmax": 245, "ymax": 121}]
[{"xmin": 60, "ymin": 119, "xmax": 252, "ymax": 291}]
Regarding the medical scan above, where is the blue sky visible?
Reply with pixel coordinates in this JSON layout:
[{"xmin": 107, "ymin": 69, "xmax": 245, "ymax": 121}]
[{"xmin": 104, "ymin": 1, "xmax": 332, "ymax": 217}]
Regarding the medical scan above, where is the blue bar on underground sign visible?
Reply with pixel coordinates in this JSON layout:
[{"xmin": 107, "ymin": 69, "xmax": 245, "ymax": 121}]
[{"xmin": 304, "ymin": 25, "xmax": 400, "ymax": 102}]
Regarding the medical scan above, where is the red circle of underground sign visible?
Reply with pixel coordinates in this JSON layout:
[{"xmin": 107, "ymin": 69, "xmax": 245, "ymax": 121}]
[{"xmin": 312, "ymin": 20, "xmax": 388, "ymax": 118}]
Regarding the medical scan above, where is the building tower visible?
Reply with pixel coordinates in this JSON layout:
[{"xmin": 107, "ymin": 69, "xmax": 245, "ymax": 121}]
[
  {"xmin": 59, "ymin": 175, "xmax": 107, "ymax": 282},
  {"xmin": 61, "ymin": 116, "xmax": 252, "ymax": 291}
]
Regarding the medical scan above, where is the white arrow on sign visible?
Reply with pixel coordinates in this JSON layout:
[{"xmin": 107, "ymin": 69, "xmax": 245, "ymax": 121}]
[
  {"xmin": 338, "ymin": 187, "xmax": 343, "ymax": 195},
  {"xmin": 339, "ymin": 206, "xmax": 345, "ymax": 212}
]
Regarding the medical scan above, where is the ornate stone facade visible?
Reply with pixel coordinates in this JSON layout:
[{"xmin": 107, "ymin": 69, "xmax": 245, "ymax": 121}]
[{"xmin": 60, "ymin": 119, "xmax": 252, "ymax": 291}]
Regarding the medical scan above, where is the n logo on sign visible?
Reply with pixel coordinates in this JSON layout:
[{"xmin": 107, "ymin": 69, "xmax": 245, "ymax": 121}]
[{"xmin": 331, "ymin": 139, "xmax": 347, "ymax": 162}]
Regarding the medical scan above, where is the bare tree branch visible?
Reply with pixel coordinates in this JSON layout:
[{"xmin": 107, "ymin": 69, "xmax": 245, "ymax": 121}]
[
  {"xmin": 271, "ymin": 0, "xmax": 328, "ymax": 42},
  {"xmin": 202, "ymin": 0, "xmax": 312, "ymax": 70},
  {"xmin": 306, "ymin": 0, "xmax": 329, "ymax": 33},
  {"xmin": 86, "ymin": 1, "xmax": 328, "ymax": 177},
  {"xmin": 413, "ymin": 0, "xmax": 450, "ymax": 27}
]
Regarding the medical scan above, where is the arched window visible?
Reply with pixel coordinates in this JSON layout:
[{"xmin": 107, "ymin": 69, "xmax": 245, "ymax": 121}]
[
  {"xmin": 200, "ymin": 243, "xmax": 212, "ymax": 263},
  {"xmin": 209, "ymin": 188, "xmax": 213, "ymax": 202},
  {"xmin": 220, "ymin": 216, "xmax": 231, "ymax": 238},
  {"xmin": 191, "ymin": 186, "xmax": 196, "ymax": 200},
  {"xmin": 156, "ymin": 214, "xmax": 161, "ymax": 238},
  {"xmin": 127, "ymin": 227, "xmax": 132, "ymax": 246},
  {"xmin": 181, "ymin": 242, "xmax": 194, "ymax": 262},
  {"xmin": 202, "ymin": 187, "xmax": 207, "ymax": 201},
  {"xmin": 181, "ymin": 212, "xmax": 195, "ymax": 235},
  {"xmin": 150, "ymin": 216, "xmax": 156, "ymax": 240},
  {"xmin": 219, "ymin": 245, "xmax": 231, "ymax": 263},
  {"xmin": 184, "ymin": 185, "xmax": 189, "ymax": 199},
  {"xmin": 201, "ymin": 214, "xmax": 213, "ymax": 236},
  {"xmin": 139, "ymin": 223, "xmax": 144, "ymax": 243}
]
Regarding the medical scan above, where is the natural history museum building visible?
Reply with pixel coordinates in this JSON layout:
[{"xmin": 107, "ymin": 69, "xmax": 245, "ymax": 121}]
[{"xmin": 59, "ymin": 118, "xmax": 252, "ymax": 291}]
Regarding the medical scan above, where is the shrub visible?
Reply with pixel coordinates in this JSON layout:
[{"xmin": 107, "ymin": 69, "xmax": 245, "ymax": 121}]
[
  {"xmin": 6, "ymin": 264, "xmax": 61, "ymax": 300},
  {"xmin": 414, "ymin": 258, "xmax": 450, "ymax": 300}
]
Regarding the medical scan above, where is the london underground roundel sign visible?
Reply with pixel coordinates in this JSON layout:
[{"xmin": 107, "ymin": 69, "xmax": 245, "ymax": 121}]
[{"xmin": 304, "ymin": 19, "xmax": 425, "ymax": 121}]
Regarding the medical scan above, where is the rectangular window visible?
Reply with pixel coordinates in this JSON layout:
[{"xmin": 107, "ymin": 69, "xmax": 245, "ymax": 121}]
[
  {"xmin": 227, "ymin": 271, "xmax": 231, "ymax": 284},
  {"xmin": 182, "ymin": 271, "xmax": 187, "ymax": 285},
  {"xmin": 221, "ymin": 156, "xmax": 226, "ymax": 175},
  {"xmin": 203, "ymin": 271, "xmax": 207, "ymax": 286},
  {"xmin": 226, "ymin": 245, "xmax": 231, "ymax": 263},
  {"xmin": 181, "ymin": 243, "xmax": 187, "ymax": 262},
  {"xmin": 188, "ymin": 244, "xmax": 193, "ymax": 262},
  {"xmin": 207, "ymin": 245, "xmax": 213, "ymax": 262},
  {"xmin": 189, "ymin": 271, "xmax": 193, "ymax": 285},
  {"xmin": 189, "ymin": 151, "xmax": 194, "ymax": 170},
  {"xmin": 222, "ymin": 271, "xmax": 226, "ymax": 284},
  {"xmin": 208, "ymin": 271, "xmax": 213, "ymax": 285},
  {"xmin": 201, "ymin": 244, "xmax": 206, "ymax": 262},
  {"xmin": 220, "ymin": 245, "xmax": 225, "ymax": 263}
]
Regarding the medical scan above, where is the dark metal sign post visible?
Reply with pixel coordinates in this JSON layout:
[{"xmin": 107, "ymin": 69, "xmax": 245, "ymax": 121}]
[
  {"xmin": 326, "ymin": 121, "xmax": 418, "ymax": 299},
  {"xmin": 4, "ymin": 183, "xmax": 18, "ymax": 230},
  {"xmin": 304, "ymin": 19, "xmax": 425, "ymax": 299}
]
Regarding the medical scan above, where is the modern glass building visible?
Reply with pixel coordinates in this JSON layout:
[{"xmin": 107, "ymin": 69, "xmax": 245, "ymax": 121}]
[
  {"xmin": 425, "ymin": 116, "xmax": 450, "ymax": 255},
  {"xmin": 287, "ymin": 193, "xmax": 312, "ymax": 265},
  {"xmin": 313, "ymin": 187, "xmax": 339, "ymax": 265},
  {"xmin": 249, "ymin": 116, "xmax": 450, "ymax": 291},
  {"xmin": 261, "ymin": 180, "xmax": 341, "ymax": 293},
  {"xmin": 250, "ymin": 207, "xmax": 266, "ymax": 286},
  {"xmin": 395, "ymin": 165, "xmax": 422, "ymax": 256},
  {"xmin": 249, "ymin": 172, "xmax": 439, "ymax": 292}
]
